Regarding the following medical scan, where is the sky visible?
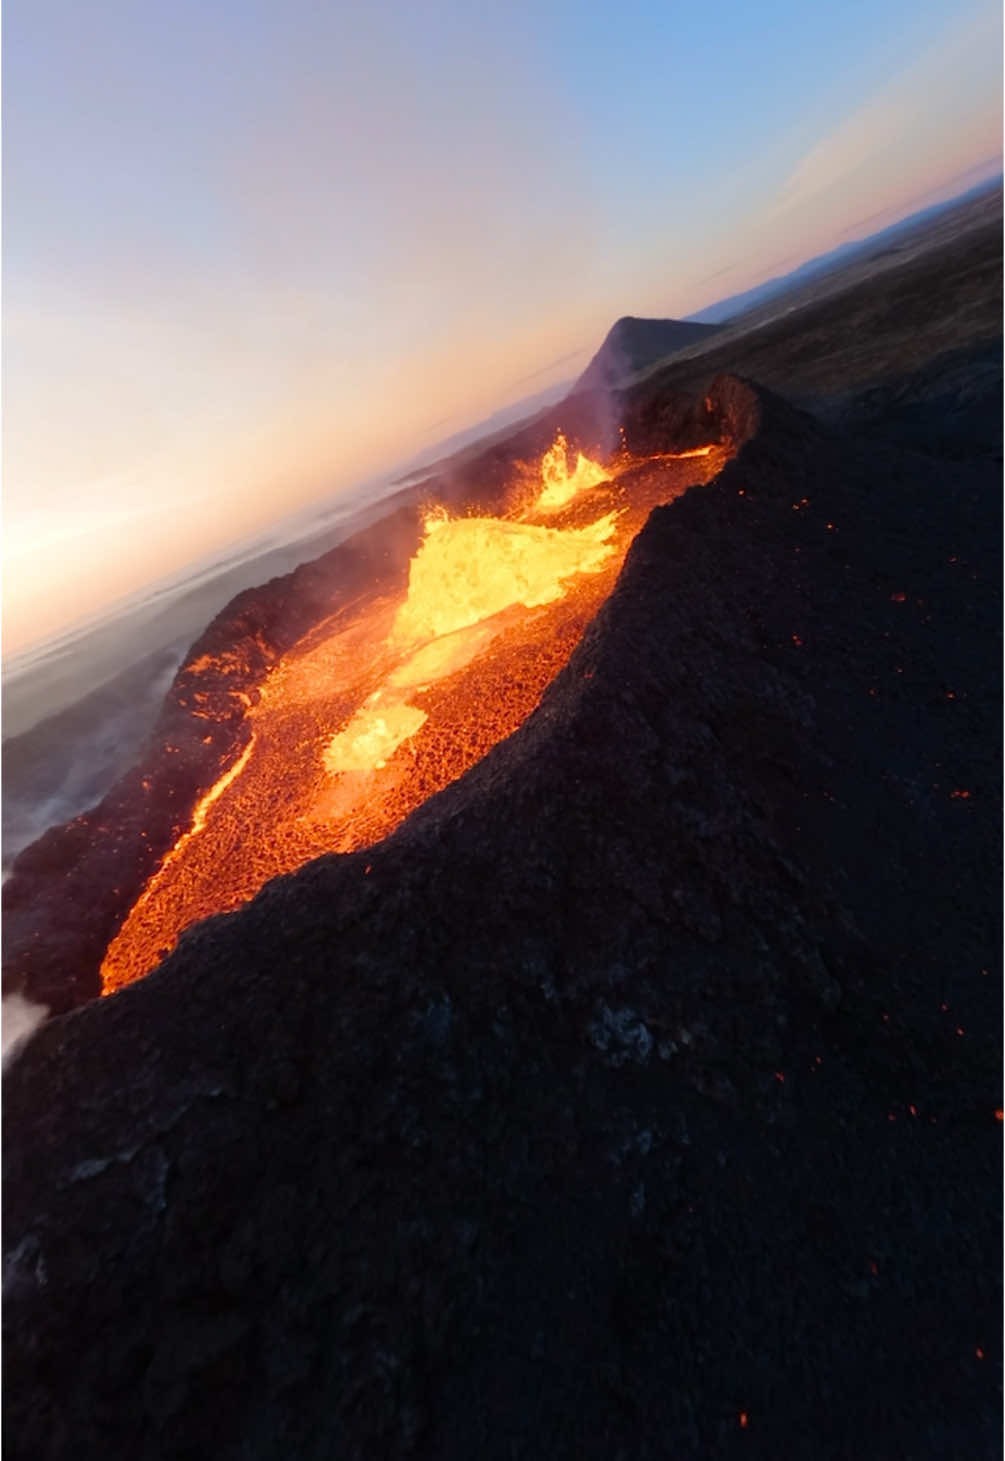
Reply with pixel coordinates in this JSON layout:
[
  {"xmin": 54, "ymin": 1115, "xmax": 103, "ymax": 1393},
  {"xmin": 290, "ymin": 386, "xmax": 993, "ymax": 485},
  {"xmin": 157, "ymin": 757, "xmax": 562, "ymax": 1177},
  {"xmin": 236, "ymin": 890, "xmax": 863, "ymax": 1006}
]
[{"xmin": 3, "ymin": 0, "xmax": 1002, "ymax": 656}]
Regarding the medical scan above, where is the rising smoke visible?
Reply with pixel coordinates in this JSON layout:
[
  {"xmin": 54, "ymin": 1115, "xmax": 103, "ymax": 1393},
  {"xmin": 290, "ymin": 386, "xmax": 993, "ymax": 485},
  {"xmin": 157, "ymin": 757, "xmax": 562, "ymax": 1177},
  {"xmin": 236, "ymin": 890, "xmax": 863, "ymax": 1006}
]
[{"xmin": 2, "ymin": 994, "xmax": 49, "ymax": 1066}]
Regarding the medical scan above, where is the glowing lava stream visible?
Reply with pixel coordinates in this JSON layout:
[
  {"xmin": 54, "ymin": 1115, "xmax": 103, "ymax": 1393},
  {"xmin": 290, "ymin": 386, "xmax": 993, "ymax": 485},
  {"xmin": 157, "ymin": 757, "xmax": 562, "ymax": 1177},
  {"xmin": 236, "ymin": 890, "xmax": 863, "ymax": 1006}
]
[
  {"xmin": 100, "ymin": 432, "xmax": 729, "ymax": 993},
  {"xmin": 101, "ymin": 735, "xmax": 258, "ymax": 962}
]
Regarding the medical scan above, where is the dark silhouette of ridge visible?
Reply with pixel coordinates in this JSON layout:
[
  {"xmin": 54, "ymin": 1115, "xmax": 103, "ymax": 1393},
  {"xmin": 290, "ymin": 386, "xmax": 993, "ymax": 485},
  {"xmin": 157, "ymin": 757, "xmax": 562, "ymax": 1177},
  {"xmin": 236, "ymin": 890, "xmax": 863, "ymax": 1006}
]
[{"xmin": 571, "ymin": 315, "xmax": 722, "ymax": 395}]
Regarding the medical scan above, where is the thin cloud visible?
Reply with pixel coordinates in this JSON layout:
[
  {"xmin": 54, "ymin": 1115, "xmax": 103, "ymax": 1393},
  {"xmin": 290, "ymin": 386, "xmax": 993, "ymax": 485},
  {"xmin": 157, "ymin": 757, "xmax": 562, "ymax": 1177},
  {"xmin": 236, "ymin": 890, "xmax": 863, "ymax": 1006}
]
[
  {"xmin": 769, "ymin": 2, "xmax": 1001, "ymax": 227},
  {"xmin": 777, "ymin": 98, "xmax": 913, "ymax": 214}
]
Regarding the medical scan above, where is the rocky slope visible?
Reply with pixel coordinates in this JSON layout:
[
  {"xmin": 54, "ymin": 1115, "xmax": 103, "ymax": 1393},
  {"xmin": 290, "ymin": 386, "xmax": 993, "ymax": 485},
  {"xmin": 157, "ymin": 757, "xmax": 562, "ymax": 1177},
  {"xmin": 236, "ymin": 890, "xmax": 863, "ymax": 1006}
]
[
  {"xmin": 619, "ymin": 207, "xmax": 1002, "ymax": 412},
  {"xmin": 3, "ymin": 366, "xmax": 1000, "ymax": 1459}
]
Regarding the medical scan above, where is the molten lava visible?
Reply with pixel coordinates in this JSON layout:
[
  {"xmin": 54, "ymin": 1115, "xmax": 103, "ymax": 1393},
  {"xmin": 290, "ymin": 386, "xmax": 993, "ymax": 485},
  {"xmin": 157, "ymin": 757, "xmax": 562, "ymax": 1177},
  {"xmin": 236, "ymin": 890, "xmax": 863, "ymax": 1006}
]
[
  {"xmin": 392, "ymin": 506, "xmax": 618, "ymax": 643},
  {"xmin": 100, "ymin": 431, "xmax": 728, "ymax": 994},
  {"xmin": 535, "ymin": 430, "xmax": 610, "ymax": 510},
  {"xmin": 323, "ymin": 702, "xmax": 428, "ymax": 774}
]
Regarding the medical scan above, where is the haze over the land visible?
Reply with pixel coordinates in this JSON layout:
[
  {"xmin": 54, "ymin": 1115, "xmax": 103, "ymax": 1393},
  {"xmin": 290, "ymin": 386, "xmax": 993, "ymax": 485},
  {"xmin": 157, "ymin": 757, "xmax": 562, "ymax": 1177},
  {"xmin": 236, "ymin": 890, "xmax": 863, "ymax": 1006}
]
[{"xmin": 4, "ymin": 0, "xmax": 1002, "ymax": 654}]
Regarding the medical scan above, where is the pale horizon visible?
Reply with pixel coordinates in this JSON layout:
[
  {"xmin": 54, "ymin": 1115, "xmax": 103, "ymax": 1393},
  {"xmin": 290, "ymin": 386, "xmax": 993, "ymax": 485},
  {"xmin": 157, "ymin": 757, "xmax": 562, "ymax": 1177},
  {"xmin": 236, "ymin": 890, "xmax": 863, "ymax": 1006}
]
[{"xmin": 4, "ymin": 0, "xmax": 1002, "ymax": 658}]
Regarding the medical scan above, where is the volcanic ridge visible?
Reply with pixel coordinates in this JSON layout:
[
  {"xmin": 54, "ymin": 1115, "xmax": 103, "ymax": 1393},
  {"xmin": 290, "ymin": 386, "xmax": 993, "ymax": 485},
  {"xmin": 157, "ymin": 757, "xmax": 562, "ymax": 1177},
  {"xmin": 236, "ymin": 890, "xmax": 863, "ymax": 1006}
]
[
  {"xmin": 2, "ymin": 206, "xmax": 1002, "ymax": 1460},
  {"xmin": 572, "ymin": 315, "xmax": 722, "ymax": 395}
]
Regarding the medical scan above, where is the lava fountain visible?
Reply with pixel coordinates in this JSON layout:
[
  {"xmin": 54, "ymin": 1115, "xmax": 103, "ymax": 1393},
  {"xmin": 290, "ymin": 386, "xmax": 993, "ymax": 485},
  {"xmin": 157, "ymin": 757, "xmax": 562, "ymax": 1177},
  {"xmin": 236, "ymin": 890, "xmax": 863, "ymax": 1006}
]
[{"xmin": 100, "ymin": 431, "xmax": 728, "ymax": 993}]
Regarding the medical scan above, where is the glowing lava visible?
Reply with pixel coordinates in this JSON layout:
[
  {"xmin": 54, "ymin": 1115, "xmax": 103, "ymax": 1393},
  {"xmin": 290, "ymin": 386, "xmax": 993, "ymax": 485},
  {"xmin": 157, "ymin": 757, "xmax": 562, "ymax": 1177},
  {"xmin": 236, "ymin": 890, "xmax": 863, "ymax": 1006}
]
[
  {"xmin": 392, "ymin": 506, "xmax": 618, "ymax": 644},
  {"xmin": 535, "ymin": 430, "xmax": 610, "ymax": 510},
  {"xmin": 320, "ymin": 504, "xmax": 618, "ymax": 777},
  {"xmin": 323, "ymin": 702, "xmax": 428, "ymax": 774},
  {"xmin": 100, "ymin": 431, "xmax": 729, "ymax": 994},
  {"xmin": 188, "ymin": 735, "xmax": 258, "ymax": 835}
]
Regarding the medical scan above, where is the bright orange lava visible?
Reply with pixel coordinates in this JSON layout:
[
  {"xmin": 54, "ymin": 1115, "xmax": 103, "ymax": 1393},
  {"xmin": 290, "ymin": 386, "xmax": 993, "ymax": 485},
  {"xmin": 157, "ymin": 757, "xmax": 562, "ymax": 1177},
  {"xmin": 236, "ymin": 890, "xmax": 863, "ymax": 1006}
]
[
  {"xmin": 535, "ymin": 430, "xmax": 611, "ymax": 510},
  {"xmin": 100, "ymin": 433, "xmax": 729, "ymax": 993}
]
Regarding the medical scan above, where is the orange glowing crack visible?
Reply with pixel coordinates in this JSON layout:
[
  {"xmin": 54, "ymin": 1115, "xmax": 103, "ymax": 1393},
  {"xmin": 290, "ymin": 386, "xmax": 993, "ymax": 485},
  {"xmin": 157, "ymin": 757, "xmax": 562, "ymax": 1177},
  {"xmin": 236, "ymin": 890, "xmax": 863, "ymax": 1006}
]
[
  {"xmin": 101, "ymin": 735, "xmax": 257, "ymax": 993},
  {"xmin": 647, "ymin": 445, "xmax": 716, "ymax": 463},
  {"xmin": 189, "ymin": 736, "xmax": 258, "ymax": 838}
]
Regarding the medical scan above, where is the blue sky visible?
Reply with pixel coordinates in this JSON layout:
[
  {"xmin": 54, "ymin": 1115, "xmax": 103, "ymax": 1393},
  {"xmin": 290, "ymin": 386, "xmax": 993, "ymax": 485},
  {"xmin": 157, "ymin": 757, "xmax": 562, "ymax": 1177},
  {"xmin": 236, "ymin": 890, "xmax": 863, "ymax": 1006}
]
[{"xmin": 4, "ymin": 0, "xmax": 1001, "ymax": 651}]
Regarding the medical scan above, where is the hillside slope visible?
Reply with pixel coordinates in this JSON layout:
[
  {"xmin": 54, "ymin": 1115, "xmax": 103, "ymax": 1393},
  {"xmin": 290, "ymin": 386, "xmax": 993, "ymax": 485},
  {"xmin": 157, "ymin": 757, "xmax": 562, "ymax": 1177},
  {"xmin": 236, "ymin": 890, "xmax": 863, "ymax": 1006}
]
[
  {"xmin": 572, "ymin": 315, "xmax": 721, "ymax": 394},
  {"xmin": 4, "ymin": 373, "xmax": 1000, "ymax": 1461}
]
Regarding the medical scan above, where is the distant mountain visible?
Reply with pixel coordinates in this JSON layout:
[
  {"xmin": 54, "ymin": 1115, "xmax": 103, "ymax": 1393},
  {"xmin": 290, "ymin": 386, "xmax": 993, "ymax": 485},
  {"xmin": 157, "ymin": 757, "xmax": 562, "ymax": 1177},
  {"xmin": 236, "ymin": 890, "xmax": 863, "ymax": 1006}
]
[
  {"xmin": 571, "ymin": 316, "xmax": 722, "ymax": 395},
  {"xmin": 395, "ymin": 180, "xmax": 1002, "ymax": 487},
  {"xmin": 687, "ymin": 174, "xmax": 1004, "ymax": 325}
]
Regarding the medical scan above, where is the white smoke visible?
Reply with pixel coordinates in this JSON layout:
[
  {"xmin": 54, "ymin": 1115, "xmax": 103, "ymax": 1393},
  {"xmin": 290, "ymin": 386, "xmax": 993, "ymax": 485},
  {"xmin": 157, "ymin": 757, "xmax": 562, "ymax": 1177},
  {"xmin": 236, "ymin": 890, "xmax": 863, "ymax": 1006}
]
[{"xmin": 2, "ymin": 995, "xmax": 49, "ymax": 1067}]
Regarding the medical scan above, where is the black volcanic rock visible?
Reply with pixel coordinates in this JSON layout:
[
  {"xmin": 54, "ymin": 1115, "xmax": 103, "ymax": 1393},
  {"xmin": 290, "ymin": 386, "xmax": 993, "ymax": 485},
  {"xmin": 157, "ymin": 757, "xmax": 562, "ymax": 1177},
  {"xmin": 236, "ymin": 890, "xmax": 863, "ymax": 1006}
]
[
  {"xmin": 3, "ymin": 375, "xmax": 1000, "ymax": 1460},
  {"xmin": 573, "ymin": 315, "xmax": 722, "ymax": 395},
  {"xmin": 819, "ymin": 338, "xmax": 1004, "ymax": 459}
]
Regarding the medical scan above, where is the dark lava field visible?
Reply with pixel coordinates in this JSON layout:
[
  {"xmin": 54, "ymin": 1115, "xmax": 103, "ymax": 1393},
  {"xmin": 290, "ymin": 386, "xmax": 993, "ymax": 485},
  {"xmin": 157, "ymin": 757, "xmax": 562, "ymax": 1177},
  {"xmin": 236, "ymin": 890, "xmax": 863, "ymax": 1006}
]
[{"xmin": 3, "ymin": 195, "xmax": 1001, "ymax": 1460}]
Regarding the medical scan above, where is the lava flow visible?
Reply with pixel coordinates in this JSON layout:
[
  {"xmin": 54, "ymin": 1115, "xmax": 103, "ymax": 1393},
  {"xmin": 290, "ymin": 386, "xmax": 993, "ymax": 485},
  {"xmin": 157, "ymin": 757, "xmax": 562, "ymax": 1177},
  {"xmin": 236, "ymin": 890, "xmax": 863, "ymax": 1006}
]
[{"xmin": 100, "ymin": 432, "xmax": 728, "ymax": 993}]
